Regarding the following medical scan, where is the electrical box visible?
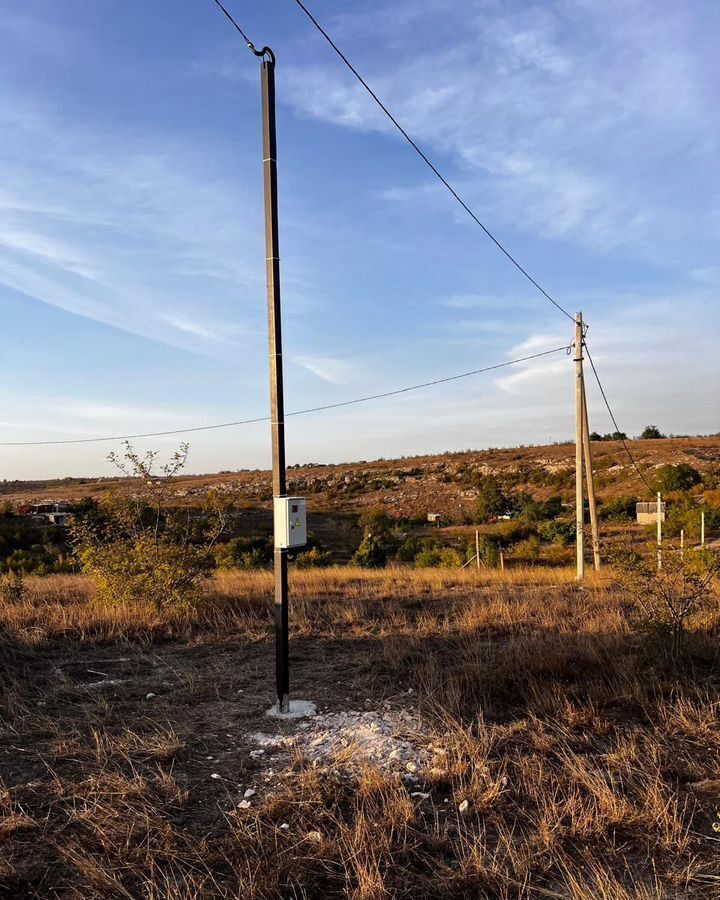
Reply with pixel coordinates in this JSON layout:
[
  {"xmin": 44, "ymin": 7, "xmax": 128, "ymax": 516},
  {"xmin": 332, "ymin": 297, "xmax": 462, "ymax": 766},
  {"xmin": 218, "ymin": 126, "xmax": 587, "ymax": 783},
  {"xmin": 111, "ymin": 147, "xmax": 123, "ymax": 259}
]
[{"xmin": 274, "ymin": 497, "xmax": 307, "ymax": 549}]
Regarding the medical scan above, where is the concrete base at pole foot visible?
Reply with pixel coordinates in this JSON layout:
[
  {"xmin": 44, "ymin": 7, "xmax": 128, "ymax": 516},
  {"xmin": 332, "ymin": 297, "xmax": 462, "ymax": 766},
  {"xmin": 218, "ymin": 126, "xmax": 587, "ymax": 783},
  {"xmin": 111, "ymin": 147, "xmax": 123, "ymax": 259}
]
[{"xmin": 265, "ymin": 699, "xmax": 316, "ymax": 720}]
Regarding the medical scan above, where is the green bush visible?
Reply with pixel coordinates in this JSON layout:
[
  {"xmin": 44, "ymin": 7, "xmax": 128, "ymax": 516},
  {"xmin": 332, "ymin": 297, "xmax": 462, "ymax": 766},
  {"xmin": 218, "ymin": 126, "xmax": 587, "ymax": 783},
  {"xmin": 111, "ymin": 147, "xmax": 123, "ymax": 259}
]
[
  {"xmin": 655, "ymin": 463, "xmax": 702, "ymax": 493},
  {"xmin": 415, "ymin": 547, "xmax": 463, "ymax": 568},
  {"xmin": 396, "ymin": 536, "xmax": 421, "ymax": 562},
  {"xmin": 664, "ymin": 500, "xmax": 720, "ymax": 541},
  {"xmin": 215, "ymin": 537, "xmax": 272, "ymax": 570},
  {"xmin": 491, "ymin": 520, "xmax": 534, "ymax": 547},
  {"xmin": 537, "ymin": 519, "xmax": 575, "ymax": 545},
  {"xmin": 294, "ymin": 547, "xmax": 333, "ymax": 569},
  {"xmin": 599, "ymin": 495, "xmax": 636, "ymax": 521},
  {"xmin": 517, "ymin": 495, "xmax": 563, "ymax": 523},
  {"xmin": 509, "ymin": 535, "xmax": 541, "ymax": 561}
]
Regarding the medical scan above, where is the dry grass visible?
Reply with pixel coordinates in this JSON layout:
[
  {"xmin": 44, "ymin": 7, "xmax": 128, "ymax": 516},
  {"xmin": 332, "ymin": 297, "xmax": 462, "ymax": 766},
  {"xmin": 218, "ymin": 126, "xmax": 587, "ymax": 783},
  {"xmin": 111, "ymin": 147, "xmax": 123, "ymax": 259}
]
[{"xmin": 1, "ymin": 567, "xmax": 719, "ymax": 898}]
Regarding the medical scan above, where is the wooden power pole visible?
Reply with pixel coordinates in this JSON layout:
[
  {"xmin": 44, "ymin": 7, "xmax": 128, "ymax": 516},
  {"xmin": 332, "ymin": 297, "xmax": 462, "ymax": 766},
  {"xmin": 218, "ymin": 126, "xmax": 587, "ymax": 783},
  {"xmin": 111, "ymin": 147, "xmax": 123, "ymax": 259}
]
[
  {"xmin": 574, "ymin": 313, "xmax": 585, "ymax": 579},
  {"xmin": 260, "ymin": 51, "xmax": 290, "ymax": 714}
]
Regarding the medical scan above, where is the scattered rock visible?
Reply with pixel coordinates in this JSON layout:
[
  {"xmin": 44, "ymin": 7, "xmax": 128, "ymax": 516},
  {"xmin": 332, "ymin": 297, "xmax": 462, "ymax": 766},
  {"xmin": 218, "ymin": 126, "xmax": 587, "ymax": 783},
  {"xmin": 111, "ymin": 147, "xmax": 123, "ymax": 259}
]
[
  {"xmin": 458, "ymin": 799, "xmax": 470, "ymax": 815},
  {"xmin": 243, "ymin": 788, "xmax": 256, "ymax": 799},
  {"xmin": 248, "ymin": 708, "xmax": 431, "ymax": 777},
  {"xmin": 280, "ymin": 823, "xmax": 290, "ymax": 830},
  {"xmin": 237, "ymin": 799, "xmax": 251, "ymax": 809},
  {"xmin": 145, "ymin": 692, "xmax": 157, "ymax": 700},
  {"xmin": 210, "ymin": 773, "xmax": 222, "ymax": 781}
]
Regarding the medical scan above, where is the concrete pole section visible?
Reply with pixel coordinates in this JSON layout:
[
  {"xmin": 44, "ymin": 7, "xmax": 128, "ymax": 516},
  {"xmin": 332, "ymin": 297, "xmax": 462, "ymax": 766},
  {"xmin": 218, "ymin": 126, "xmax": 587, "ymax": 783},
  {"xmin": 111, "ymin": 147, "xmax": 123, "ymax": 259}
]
[
  {"xmin": 574, "ymin": 313, "xmax": 585, "ymax": 580},
  {"xmin": 261, "ymin": 55, "xmax": 290, "ymax": 714},
  {"xmin": 581, "ymin": 378, "xmax": 601, "ymax": 571}
]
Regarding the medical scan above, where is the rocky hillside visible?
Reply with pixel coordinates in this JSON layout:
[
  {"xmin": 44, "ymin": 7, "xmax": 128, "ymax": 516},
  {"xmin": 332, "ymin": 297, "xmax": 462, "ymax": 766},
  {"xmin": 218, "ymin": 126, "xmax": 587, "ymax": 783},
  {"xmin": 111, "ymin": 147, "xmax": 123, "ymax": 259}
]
[{"xmin": 3, "ymin": 436, "xmax": 719, "ymax": 524}]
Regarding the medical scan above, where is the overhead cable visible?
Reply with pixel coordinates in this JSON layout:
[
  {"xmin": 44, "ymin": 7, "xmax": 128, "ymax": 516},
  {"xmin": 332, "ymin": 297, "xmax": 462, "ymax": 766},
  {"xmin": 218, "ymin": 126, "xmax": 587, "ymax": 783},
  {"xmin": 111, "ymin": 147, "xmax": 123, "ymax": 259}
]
[
  {"xmin": 584, "ymin": 342, "xmax": 654, "ymax": 493},
  {"xmin": 209, "ymin": 0, "xmax": 271, "ymax": 59},
  {"xmin": 290, "ymin": 0, "xmax": 576, "ymax": 324},
  {"xmin": 0, "ymin": 345, "xmax": 569, "ymax": 447}
]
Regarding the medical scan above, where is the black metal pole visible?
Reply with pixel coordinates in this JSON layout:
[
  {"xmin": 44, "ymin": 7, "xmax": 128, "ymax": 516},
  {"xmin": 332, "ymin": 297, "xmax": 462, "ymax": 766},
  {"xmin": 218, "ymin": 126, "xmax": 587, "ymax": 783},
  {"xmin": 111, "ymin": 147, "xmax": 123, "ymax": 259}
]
[{"xmin": 260, "ymin": 52, "xmax": 289, "ymax": 714}]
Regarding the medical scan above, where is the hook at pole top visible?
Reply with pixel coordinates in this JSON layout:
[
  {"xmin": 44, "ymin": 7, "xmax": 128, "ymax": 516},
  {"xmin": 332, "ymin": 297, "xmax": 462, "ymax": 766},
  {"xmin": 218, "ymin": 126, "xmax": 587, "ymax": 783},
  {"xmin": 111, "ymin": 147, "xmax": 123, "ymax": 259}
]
[{"xmin": 253, "ymin": 45, "xmax": 275, "ymax": 65}]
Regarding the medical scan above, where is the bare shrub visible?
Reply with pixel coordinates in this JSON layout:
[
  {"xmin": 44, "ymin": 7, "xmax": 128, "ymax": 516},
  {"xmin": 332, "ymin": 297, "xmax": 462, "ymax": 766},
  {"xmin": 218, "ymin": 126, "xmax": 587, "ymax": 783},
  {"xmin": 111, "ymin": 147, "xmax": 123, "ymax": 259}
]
[
  {"xmin": 70, "ymin": 443, "xmax": 230, "ymax": 613},
  {"xmin": 613, "ymin": 545, "xmax": 719, "ymax": 662}
]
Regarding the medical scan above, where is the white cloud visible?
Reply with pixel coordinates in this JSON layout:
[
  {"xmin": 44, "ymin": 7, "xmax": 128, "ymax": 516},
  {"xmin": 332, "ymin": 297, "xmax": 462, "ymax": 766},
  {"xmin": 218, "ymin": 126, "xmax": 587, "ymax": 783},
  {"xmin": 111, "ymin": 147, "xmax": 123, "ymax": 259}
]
[
  {"xmin": 0, "ymin": 93, "xmax": 265, "ymax": 353},
  {"xmin": 274, "ymin": 0, "xmax": 719, "ymax": 261},
  {"xmin": 0, "ymin": 225, "xmax": 99, "ymax": 280},
  {"xmin": 293, "ymin": 355, "xmax": 363, "ymax": 385}
]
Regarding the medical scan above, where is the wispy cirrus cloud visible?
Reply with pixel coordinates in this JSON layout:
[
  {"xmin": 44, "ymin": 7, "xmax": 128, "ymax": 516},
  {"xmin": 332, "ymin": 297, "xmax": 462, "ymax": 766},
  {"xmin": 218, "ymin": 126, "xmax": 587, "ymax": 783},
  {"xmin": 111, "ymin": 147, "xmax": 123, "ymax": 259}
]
[
  {"xmin": 293, "ymin": 354, "xmax": 365, "ymax": 386},
  {"xmin": 276, "ymin": 0, "xmax": 719, "ymax": 261},
  {"xmin": 0, "ymin": 93, "xmax": 264, "ymax": 354}
]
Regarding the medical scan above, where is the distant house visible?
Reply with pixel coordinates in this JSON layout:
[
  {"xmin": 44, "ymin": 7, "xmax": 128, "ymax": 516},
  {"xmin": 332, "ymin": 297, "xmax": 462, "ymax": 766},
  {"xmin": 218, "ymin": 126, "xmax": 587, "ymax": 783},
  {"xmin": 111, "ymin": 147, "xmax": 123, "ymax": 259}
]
[
  {"xmin": 427, "ymin": 512, "xmax": 444, "ymax": 525},
  {"xmin": 636, "ymin": 501, "xmax": 665, "ymax": 524},
  {"xmin": 30, "ymin": 502, "xmax": 71, "ymax": 526}
]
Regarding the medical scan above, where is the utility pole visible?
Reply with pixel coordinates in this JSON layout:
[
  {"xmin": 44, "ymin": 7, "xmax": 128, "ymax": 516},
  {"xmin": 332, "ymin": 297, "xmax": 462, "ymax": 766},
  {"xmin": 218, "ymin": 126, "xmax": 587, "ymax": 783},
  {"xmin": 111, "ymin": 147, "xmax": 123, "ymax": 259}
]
[
  {"xmin": 260, "ymin": 50, "xmax": 290, "ymax": 714},
  {"xmin": 701, "ymin": 510, "xmax": 705, "ymax": 547},
  {"xmin": 574, "ymin": 312, "xmax": 585, "ymax": 579},
  {"xmin": 475, "ymin": 529, "xmax": 481, "ymax": 571},
  {"xmin": 580, "ymin": 378, "xmax": 601, "ymax": 571},
  {"xmin": 657, "ymin": 491, "xmax": 663, "ymax": 571},
  {"xmin": 680, "ymin": 528, "xmax": 685, "ymax": 560}
]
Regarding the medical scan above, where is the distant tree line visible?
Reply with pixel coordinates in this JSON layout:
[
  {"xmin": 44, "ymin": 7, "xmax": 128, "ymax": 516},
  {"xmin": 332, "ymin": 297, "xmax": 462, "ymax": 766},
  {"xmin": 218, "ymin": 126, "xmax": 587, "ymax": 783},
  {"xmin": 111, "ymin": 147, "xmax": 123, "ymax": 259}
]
[{"xmin": 590, "ymin": 424, "xmax": 667, "ymax": 442}]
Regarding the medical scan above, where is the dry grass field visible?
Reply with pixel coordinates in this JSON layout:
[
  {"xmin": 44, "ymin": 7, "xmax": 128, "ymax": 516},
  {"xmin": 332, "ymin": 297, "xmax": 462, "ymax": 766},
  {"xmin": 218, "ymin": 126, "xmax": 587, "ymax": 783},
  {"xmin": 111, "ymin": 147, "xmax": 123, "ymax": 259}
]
[{"xmin": 1, "ymin": 566, "xmax": 720, "ymax": 898}]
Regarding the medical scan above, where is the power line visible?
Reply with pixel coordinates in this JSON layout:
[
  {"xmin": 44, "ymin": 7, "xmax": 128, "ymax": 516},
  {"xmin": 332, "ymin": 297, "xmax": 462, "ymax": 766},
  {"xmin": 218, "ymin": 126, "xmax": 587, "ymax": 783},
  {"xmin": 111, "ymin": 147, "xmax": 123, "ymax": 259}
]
[
  {"xmin": 0, "ymin": 345, "xmax": 568, "ymax": 448},
  {"xmin": 583, "ymin": 341, "xmax": 654, "ymax": 493},
  {"xmin": 290, "ymin": 0, "xmax": 575, "ymax": 324},
  {"xmin": 209, "ymin": 0, "xmax": 270, "ymax": 59}
]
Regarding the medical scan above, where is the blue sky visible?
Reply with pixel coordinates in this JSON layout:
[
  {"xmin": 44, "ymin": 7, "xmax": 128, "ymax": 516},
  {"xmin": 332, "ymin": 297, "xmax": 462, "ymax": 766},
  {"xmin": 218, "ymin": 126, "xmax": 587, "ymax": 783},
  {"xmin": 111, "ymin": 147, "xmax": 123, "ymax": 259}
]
[{"xmin": 1, "ymin": 0, "xmax": 718, "ymax": 479}]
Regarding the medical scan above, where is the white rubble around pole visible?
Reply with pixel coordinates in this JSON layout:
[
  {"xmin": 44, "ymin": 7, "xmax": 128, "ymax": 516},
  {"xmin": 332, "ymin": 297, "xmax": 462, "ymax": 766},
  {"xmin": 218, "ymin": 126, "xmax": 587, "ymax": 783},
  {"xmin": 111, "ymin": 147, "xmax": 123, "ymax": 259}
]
[{"xmin": 249, "ymin": 707, "xmax": 439, "ymax": 777}]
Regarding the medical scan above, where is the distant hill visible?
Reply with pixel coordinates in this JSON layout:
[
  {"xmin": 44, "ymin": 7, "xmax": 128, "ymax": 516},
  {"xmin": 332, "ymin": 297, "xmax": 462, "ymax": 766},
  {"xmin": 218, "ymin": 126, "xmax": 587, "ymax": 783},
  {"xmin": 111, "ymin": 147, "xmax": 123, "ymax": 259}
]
[{"xmin": 2, "ymin": 436, "xmax": 718, "ymax": 524}]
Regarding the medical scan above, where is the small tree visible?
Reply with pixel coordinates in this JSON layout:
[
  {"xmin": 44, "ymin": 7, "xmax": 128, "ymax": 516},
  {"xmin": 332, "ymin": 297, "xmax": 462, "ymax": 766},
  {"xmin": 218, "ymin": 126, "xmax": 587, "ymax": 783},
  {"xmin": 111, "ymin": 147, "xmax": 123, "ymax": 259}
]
[
  {"xmin": 352, "ymin": 509, "xmax": 401, "ymax": 567},
  {"xmin": 475, "ymin": 477, "xmax": 508, "ymax": 522},
  {"xmin": 640, "ymin": 425, "xmax": 664, "ymax": 439},
  {"xmin": 70, "ymin": 443, "xmax": 230, "ymax": 612},
  {"xmin": 352, "ymin": 530, "xmax": 389, "ymax": 568}
]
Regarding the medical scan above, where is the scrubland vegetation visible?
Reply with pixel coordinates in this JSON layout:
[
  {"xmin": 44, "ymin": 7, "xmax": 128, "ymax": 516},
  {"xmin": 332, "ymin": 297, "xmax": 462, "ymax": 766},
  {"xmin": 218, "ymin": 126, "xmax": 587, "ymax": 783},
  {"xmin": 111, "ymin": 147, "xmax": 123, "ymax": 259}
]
[
  {"xmin": 1, "ymin": 557, "xmax": 719, "ymax": 898},
  {"xmin": 1, "ymin": 438, "xmax": 719, "ymax": 897}
]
